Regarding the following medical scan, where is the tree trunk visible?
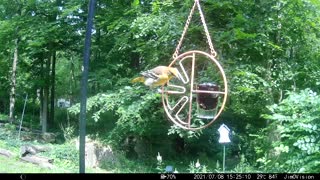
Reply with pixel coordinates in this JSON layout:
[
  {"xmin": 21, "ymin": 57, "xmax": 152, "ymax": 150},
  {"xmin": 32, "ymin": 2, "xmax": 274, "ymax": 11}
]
[
  {"xmin": 9, "ymin": 38, "xmax": 19, "ymax": 123},
  {"xmin": 69, "ymin": 56, "xmax": 76, "ymax": 102},
  {"xmin": 50, "ymin": 51, "xmax": 56, "ymax": 127},
  {"xmin": 38, "ymin": 88, "xmax": 43, "ymax": 126},
  {"xmin": 42, "ymin": 87, "xmax": 48, "ymax": 133},
  {"xmin": 42, "ymin": 58, "xmax": 50, "ymax": 133},
  {"xmin": 46, "ymin": 0, "xmax": 60, "ymax": 127}
]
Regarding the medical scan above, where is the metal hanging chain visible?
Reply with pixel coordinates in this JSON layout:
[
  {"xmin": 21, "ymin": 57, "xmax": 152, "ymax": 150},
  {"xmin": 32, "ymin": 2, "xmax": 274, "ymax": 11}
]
[
  {"xmin": 173, "ymin": 0, "xmax": 217, "ymax": 59},
  {"xmin": 173, "ymin": 1, "xmax": 197, "ymax": 59},
  {"xmin": 196, "ymin": 0, "xmax": 217, "ymax": 57}
]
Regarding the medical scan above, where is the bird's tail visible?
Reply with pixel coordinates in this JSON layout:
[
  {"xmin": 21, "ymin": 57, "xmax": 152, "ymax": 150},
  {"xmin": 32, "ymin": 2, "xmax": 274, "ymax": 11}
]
[{"xmin": 131, "ymin": 76, "xmax": 145, "ymax": 83}]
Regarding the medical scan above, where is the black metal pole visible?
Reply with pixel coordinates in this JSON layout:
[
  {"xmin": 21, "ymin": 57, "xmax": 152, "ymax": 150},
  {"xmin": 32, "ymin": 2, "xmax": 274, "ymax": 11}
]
[{"xmin": 79, "ymin": 0, "xmax": 96, "ymax": 174}]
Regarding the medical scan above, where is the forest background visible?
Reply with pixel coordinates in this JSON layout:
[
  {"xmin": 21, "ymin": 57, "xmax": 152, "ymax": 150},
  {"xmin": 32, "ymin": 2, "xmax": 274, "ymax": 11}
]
[{"xmin": 0, "ymin": 0, "xmax": 319, "ymax": 173}]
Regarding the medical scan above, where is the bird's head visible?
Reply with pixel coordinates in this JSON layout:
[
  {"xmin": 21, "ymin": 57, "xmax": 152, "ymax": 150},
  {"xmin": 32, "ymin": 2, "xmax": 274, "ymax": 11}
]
[{"xmin": 168, "ymin": 67, "xmax": 182, "ymax": 81}]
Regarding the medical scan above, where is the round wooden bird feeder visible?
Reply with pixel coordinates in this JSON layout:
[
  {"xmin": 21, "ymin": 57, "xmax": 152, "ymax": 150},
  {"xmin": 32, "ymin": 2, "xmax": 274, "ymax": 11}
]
[{"xmin": 161, "ymin": 0, "xmax": 228, "ymax": 131}]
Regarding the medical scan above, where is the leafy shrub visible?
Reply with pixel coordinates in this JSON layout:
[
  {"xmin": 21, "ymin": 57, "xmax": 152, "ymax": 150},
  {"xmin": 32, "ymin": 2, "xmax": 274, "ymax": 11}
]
[
  {"xmin": 4, "ymin": 123, "xmax": 16, "ymax": 132},
  {"xmin": 68, "ymin": 86, "xmax": 171, "ymax": 147},
  {"xmin": 259, "ymin": 89, "xmax": 320, "ymax": 173},
  {"xmin": 40, "ymin": 142, "xmax": 79, "ymax": 170},
  {"xmin": 187, "ymin": 160, "xmax": 209, "ymax": 173},
  {"xmin": 230, "ymin": 154, "xmax": 260, "ymax": 173},
  {"xmin": 0, "ymin": 114, "xmax": 8, "ymax": 121},
  {"xmin": 59, "ymin": 122, "xmax": 75, "ymax": 142}
]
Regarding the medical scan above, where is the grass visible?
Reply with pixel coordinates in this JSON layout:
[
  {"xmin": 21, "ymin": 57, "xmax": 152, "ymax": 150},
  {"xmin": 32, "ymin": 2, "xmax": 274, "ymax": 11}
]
[
  {"xmin": 0, "ymin": 155, "xmax": 68, "ymax": 173},
  {"xmin": 0, "ymin": 127, "xmax": 111, "ymax": 173},
  {"xmin": 0, "ymin": 126, "xmax": 261, "ymax": 173},
  {"xmin": 0, "ymin": 155, "xmax": 110, "ymax": 173}
]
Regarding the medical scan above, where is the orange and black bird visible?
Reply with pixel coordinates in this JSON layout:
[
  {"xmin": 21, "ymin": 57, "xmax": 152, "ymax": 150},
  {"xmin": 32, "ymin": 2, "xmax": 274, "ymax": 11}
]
[{"xmin": 131, "ymin": 66, "xmax": 182, "ymax": 87}]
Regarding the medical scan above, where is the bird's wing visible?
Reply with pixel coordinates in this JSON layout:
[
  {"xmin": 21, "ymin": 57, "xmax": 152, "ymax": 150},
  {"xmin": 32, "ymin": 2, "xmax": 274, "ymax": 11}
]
[
  {"xmin": 141, "ymin": 70, "xmax": 159, "ymax": 79},
  {"xmin": 150, "ymin": 66, "xmax": 169, "ymax": 75}
]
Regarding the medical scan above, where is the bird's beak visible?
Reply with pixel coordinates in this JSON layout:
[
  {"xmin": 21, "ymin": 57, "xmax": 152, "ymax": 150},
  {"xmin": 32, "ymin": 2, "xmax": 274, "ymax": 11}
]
[{"xmin": 172, "ymin": 68, "xmax": 183, "ymax": 81}]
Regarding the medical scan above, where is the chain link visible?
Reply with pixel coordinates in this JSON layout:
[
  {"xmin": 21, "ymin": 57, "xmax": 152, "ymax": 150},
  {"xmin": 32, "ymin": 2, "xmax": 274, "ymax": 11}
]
[
  {"xmin": 173, "ymin": 0, "xmax": 217, "ymax": 59},
  {"xmin": 173, "ymin": 1, "xmax": 197, "ymax": 59},
  {"xmin": 196, "ymin": 0, "xmax": 217, "ymax": 57}
]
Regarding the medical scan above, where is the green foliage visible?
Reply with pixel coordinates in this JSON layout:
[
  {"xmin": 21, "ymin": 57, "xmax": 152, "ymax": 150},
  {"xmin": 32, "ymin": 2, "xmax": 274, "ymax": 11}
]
[
  {"xmin": 0, "ymin": 155, "xmax": 72, "ymax": 173},
  {"xmin": 1, "ymin": 0, "xmax": 320, "ymax": 173},
  {"xmin": 187, "ymin": 160, "xmax": 209, "ymax": 173},
  {"xmin": 0, "ymin": 138, "xmax": 107, "ymax": 173},
  {"xmin": 155, "ymin": 152, "xmax": 165, "ymax": 173},
  {"xmin": 40, "ymin": 142, "xmax": 79, "ymax": 170},
  {"xmin": 230, "ymin": 154, "xmax": 260, "ymax": 173},
  {"xmin": 0, "ymin": 114, "xmax": 8, "ymax": 120},
  {"xmin": 154, "ymin": 151, "xmax": 209, "ymax": 173},
  {"xmin": 168, "ymin": 124, "xmax": 202, "ymax": 139},
  {"xmin": 99, "ymin": 150, "xmax": 153, "ymax": 173},
  {"xmin": 59, "ymin": 122, "xmax": 75, "ymax": 142},
  {"xmin": 231, "ymin": 69, "xmax": 270, "ymax": 118},
  {"xmin": 259, "ymin": 89, "xmax": 320, "ymax": 173},
  {"xmin": 4, "ymin": 123, "xmax": 16, "ymax": 132},
  {"xmin": 68, "ymin": 86, "xmax": 169, "ymax": 146}
]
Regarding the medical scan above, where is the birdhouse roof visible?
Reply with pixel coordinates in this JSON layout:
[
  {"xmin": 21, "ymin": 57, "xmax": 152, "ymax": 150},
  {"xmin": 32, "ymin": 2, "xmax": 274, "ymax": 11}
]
[{"xmin": 218, "ymin": 124, "xmax": 230, "ymax": 132}]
